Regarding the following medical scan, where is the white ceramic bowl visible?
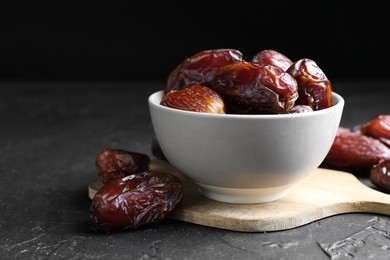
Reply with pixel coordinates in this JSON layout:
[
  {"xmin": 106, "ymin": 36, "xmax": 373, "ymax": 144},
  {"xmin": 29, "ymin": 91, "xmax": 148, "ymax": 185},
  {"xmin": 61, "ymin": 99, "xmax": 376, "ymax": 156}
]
[{"xmin": 149, "ymin": 90, "xmax": 344, "ymax": 204}]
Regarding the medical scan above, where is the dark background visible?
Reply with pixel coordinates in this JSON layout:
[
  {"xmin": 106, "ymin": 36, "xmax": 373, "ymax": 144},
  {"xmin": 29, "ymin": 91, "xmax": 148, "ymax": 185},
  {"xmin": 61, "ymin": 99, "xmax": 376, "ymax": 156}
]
[{"xmin": 1, "ymin": 2, "xmax": 389, "ymax": 82}]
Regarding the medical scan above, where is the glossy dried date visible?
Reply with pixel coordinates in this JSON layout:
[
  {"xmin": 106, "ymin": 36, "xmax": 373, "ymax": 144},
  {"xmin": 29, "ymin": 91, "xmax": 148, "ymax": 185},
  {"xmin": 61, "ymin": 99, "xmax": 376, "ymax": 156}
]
[
  {"xmin": 96, "ymin": 148, "xmax": 150, "ymax": 184},
  {"xmin": 371, "ymin": 159, "xmax": 390, "ymax": 192},
  {"xmin": 166, "ymin": 49, "xmax": 242, "ymax": 92},
  {"xmin": 287, "ymin": 58, "xmax": 332, "ymax": 111},
  {"xmin": 211, "ymin": 61, "xmax": 298, "ymax": 114},
  {"xmin": 90, "ymin": 171, "xmax": 183, "ymax": 231},
  {"xmin": 324, "ymin": 127, "xmax": 390, "ymax": 169},
  {"xmin": 251, "ymin": 49, "xmax": 293, "ymax": 71},
  {"xmin": 360, "ymin": 115, "xmax": 390, "ymax": 147},
  {"xmin": 161, "ymin": 85, "xmax": 226, "ymax": 113},
  {"xmin": 283, "ymin": 105, "xmax": 313, "ymax": 114}
]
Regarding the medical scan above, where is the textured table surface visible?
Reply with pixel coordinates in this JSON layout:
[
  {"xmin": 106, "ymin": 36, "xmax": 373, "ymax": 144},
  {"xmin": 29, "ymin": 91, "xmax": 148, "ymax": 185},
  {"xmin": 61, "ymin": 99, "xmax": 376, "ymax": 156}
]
[{"xmin": 1, "ymin": 80, "xmax": 390, "ymax": 259}]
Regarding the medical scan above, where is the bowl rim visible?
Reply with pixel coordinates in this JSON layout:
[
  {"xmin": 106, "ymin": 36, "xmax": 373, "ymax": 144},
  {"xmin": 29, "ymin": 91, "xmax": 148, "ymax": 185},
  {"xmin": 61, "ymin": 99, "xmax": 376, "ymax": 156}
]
[{"xmin": 149, "ymin": 90, "xmax": 344, "ymax": 119}]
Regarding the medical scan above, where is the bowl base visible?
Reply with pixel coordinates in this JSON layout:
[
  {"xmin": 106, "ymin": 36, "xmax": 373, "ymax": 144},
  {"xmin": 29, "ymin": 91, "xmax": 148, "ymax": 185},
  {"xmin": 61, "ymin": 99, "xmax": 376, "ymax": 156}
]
[{"xmin": 197, "ymin": 183, "xmax": 292, "ymax": 204}]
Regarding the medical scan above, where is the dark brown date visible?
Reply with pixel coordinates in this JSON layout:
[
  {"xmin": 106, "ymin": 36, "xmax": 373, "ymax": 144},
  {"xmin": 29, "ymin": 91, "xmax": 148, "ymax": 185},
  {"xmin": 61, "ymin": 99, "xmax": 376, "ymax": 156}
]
[
  {"xmin": 161, "ymin": 85, "xmax": 225, "ymax": 113},
  {"xmin": 287, "ymin": 58, "xmax": 332, "ymax": 111},
  {"xmin": 96, "ymin": 148, "xmax": 150, "ymax": 184},
  {"xmin": 283, "ymin": 105, "xmax": 313, "ymax": 114},
  {"xmin": 90, "ymin": 171, "xmax": 183, "ymax": 231},
  {"xmin": 371, "ymin": 159, "xmax": 390, "ymax": 192},
  {"xmin": 251, "ymin": 49, "xmax": 293, "ymax": 71},
  {"xmin": 360, "ymin": 115, "xmax": 390, "ymax": 147},
  {"xmin": 324, "ymin": 127, "xmax": 390, "ymax": 169},
  {"xmin": 166, "ymin": 49, "xmax": 242, "ymax": 92},
  {"xmin": 211, "ymin": 61, "xmax": 298, "ymax": 114}
]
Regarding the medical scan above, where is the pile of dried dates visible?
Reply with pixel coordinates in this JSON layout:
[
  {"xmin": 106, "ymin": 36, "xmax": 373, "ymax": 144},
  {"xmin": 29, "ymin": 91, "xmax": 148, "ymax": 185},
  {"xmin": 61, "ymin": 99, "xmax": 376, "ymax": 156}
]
[
  {"xmin": 323, "ymin": 115, "xmax": 390, "ymax": 192},
  {"xmin": 89, "ymin": 49, "xmax": 390, "ymax": 232},
  {"xmin": 89, "ymin": 148, "xmax": 183, "ymax": 231},
  {"xmin": 161, "ymin": 49, "xmax": 332, "ymax": 114}
]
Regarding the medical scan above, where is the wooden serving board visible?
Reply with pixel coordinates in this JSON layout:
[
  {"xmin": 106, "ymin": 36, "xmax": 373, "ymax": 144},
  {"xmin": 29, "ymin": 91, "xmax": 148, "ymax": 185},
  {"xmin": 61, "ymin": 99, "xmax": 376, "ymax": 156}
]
[{"xmin": 88, "ymin": 160, "xmax": 390, "ymax": 232}]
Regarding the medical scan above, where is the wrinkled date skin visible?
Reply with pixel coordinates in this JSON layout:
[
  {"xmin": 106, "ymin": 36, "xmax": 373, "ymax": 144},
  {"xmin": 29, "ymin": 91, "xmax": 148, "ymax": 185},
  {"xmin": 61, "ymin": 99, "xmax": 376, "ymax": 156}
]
[
  {"xmin": 287, "ymin": 58, "xmax": 332, "ymax": 111},
  {"xmin": 96, "ymin": 148, "xmax": 150, "ymax": 184},
  {"xmin": 211, "ymin": 61, "xmax": 298, "ymax": 114},
  {"xmin": 166, "ymin": 49, "xmax": 242, "ymax": 92},
  {"xmin": 284, "ymin": 105, "xmax": 313, "ymax": 114},
  {"xmin": 251, "ymin": 49, "xmax": 293, "ymax": 71},
  {"xmin": 90, "ymin": 171, "xmax": 183, "ymax": 231},
  {"xmin": 360, "ymin": 115, "xmax": 390, "ymax": 147},
  {"xmin": 160, "ymin": 85, "xmax": 226, "ymax": 113},
  {"xmin": 324, "ymin": 127, "xmax": 390, "ymax": 169},
  {"xmin": 371, "ymin": 159, "xmax": 390, "ymax": 192}
]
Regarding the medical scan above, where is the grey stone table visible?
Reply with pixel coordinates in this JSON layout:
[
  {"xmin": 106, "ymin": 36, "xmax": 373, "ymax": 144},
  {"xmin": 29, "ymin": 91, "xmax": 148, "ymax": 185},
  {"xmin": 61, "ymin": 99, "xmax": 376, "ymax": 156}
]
[{"xmin": 1, "ymin": 80, "xmax": 390, "ymax": 259}]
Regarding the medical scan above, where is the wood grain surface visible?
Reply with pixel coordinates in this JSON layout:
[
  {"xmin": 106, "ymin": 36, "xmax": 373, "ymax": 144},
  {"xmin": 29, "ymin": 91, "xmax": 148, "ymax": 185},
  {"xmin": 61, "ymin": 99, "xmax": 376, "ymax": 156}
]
[{"xmin": 88, "ymin": 160, "xmax": 390, "ymax": 232}]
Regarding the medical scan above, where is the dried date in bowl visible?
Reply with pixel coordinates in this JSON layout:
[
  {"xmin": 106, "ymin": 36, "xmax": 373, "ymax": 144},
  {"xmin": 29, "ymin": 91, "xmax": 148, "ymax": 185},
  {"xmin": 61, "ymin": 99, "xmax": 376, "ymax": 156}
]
[
  {"xmin": 251, "ymin": 49, "xmax": 293, "ymax": 71},
  {"xmin": 287, "ymin": 58, "xmax": 332, "ymax": 111},
  {"xmin": 210, "ymin": 61, "xmax": 298, "ymax": 114},
  {"xmin": 166, "ymin": 49, "xmax": 242, "ymax": 92},
  {"xmin": 160, "ymin": 85, "xmax": 225, "ymax": 114}
]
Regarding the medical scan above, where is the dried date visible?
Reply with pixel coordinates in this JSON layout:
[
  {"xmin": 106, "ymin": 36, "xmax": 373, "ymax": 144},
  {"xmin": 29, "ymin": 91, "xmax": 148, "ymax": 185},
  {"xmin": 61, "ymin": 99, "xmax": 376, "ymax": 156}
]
[
  {"xmin": 96, "ymin": 148, "xmax": 150, "ymax": 184},
  {"xmin": 324, "ymin": 127, "xmax": 390, "ymax": 169},
  {"xmin": 360, "ymin": 115, "xmax": 390, "ymax": 147},
  {"xmin": 251, "ymin": 49, "xmax": 293, "ymax": 71},
  {"xmin": 161, "ymin": 85, "xmax": 226, "ymax": 113},
  {"xmin": 283, "ymin": 105, "xmax": 313, "ymax": 114},
  {"xmin": 287, "ymin": 58, "xmax": 332, "ymax": 111},
  {"xmin": 90, "ymin": 171, "xmax": 183, "ymax": 231},
  {"xmin": 166, "ymin": 49, "xmax": 242, "ymax": 92},
  {"xmin": 371, "ymin": 159, "xmax": 390, "ymax": 192},
  {"xmin": 211, "ymin": 61, "xmax": 298, "ymax": 114}
]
